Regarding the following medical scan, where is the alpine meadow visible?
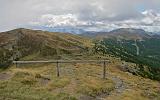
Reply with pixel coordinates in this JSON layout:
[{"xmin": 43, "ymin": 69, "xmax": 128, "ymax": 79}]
[{"xmin": 0, "ymin": 0, "xmax": 160, "ymax": 100}]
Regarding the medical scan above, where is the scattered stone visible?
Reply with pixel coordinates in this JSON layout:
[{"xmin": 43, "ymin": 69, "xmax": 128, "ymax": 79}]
[
  {"xmin": 39, "ymin": 78, "xmax": 50, "ymax": 86},
  {"xmin": 36, "ymin": 75, "xmax": 51, "ymax": 86},
  {"xmin": 0, "ymin": 73, "xmax": 12, "ymax": 81},
  {"xmin": 125, "ymin": 72, "xmax": 133, "ymax": 76}
]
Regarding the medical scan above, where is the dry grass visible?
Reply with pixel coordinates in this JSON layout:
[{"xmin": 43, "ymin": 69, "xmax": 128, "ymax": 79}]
[
  {"xmin": 0, "ymin": 63, "xmax": 114, "ymax": 100},
  {"xmin": 0, "ymin": 54, "xmax": 159, "ymax": 100},
  {"xmin": 104, "ymin": 59, "xmax": 160, "ymax": 100}
]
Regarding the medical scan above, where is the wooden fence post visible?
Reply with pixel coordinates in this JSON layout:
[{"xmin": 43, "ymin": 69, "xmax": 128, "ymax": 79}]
[
  {"xmin": 103, "ymin": 61, "xmax": 106, "ymax": 79},
  {"xmin": 56, "ymin": 61, "xmax": 60, "ymax": 77},
  {"xmin": 15, "ymin": 61, "xmax": 18, "ymax": 67},
  {"xmin": 15, "ymin": 60, "xmax": 19, "ymax": 67}
]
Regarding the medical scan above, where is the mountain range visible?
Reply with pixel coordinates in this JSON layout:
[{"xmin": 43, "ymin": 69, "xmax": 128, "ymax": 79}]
[
  {"xmin": 0, "ymin": 27, "xmax": 160, "ymax": 99},
  {"xmin": 1, "ymin": 28, "xmax": 160, "ymax": 61},
  {"xmin": 80, "ymin": 28, "xmax": 160, "ymax": 40},
  {"xmin": 0, "ymin": 28, "xmax": 160, "ymax": 80},
  {"xmin": 87, "ymin": 28, "xmax": 160, "ymax": 80}
]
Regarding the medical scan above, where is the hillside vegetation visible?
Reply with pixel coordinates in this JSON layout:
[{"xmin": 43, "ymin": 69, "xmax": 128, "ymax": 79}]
[
  {"xmin": 0, "ymin": 28, "xmax": 92, "ymax": 67},
  {"xmin": 0, "ymin": 54, "xmax": 159, "ymax": 100},
  {"xmin": 92, "ymin": 29, "xmax": 160, "ymax": 81},
  {"xmin": 0, "ymin": 28, "xmax": 160, "ymax": 100}
]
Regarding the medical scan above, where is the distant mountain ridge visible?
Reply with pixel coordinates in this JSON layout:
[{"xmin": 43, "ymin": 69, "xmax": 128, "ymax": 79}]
[
  {"xmin": 0, "ymin": 28, "xmax": 160, "ymax": 81},
  {"xmin": 80, "ymin": 28, "xmax": 160, "ymax": 40},
  {"xmin": 31, "ymin": 26, "xmax": 86, "ymax": 34}
]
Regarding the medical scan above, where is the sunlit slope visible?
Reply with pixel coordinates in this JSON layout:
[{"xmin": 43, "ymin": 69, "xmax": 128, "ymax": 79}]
[{"xmin": 0, "ymin": 28, "xmax": 92, "ymax": 66}]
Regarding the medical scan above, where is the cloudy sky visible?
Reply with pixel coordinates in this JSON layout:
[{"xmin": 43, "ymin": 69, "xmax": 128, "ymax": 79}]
[{"xmin": 1, "ymin": 0, "xmax": 160, "ymax": 32}]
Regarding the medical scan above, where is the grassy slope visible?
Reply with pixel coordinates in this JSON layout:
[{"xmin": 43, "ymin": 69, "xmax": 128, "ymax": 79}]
[
  {"xmin": 0, "ymin": 62, "xmax": 114, "ymax": 99},
  {"xmin": 0, "ymin": 28, "xmax": 92, "ymax": 66},
  {"xmin": 106, "ymin": 57, "xmax": 160, "ymax": 100},
  {"xmin": 0, "ymin": 55, "xmax": 159, "ymax": 100},
  {"xmin": 0, "ymin": 28, "xmax": 160, "ymax": 99}
]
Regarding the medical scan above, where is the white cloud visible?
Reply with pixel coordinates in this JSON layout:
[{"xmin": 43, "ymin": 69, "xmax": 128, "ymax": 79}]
[
  {"xmin": 30, "ymin": 10, "xmax": 160, "ymax": 32},
  {"xmin": 1, "ymin": 0, "xmax": 160, "ymax": 32},
  {"xmin": 34, "ymin": 14, "xmax": 89, "ymax": 27}
]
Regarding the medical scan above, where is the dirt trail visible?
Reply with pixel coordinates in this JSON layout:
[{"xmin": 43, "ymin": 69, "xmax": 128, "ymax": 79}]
[
  {"xmin": 78, "ymin": 72, "xmax": 127, "ymax": 100},
  {"xmin": 95, "ymin": 73, "xmax": 127, "ymax": 100}
]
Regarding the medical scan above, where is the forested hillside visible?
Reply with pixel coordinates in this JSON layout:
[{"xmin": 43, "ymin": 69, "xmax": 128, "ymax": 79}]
[{"xmin": 93, "ymin": 38, "xmax": 160, "ymax": 80}]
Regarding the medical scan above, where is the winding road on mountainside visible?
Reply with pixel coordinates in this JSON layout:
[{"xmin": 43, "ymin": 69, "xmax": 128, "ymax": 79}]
[{"xmin": 132, "ymin": 40, "xmax": 140, "ymax": 56}]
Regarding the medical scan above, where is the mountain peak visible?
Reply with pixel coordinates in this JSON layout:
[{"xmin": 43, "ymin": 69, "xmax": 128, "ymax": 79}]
[
  {"xmin": 110, "ymin": 28, "xmax": 146, "ymax": 34},
  {"xmin": 80, "ymin": 28, "xmax": 153, "ymax": 40}
]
